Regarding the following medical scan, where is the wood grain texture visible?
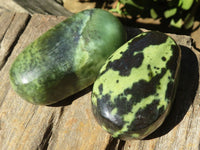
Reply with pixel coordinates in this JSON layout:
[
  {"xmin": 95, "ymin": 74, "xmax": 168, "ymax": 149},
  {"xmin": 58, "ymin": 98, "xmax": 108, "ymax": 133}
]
[
  {"xmin": 0, "ymin": 13, "xmax": 30, "ymax": 70},
  {"xmin": 0, "ymin": 0, "xmax": 28, "ymax": 14},
  {"xmin": 13, "ymin": 0, "xmax": 72, "ymax": 16},
  {"xmin": 0, "ymin": 12, "xmax": 200, "ymax": 150}
]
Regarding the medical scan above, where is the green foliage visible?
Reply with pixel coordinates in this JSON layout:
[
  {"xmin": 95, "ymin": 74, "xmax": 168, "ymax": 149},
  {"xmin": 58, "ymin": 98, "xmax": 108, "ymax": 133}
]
[
  {"xmin": 164, "ymin": 8, "xmax": 177, "ymax": 19},
  {"xmin": 110, "ymin": 0, "xmax": 200, "ymax": 29}
]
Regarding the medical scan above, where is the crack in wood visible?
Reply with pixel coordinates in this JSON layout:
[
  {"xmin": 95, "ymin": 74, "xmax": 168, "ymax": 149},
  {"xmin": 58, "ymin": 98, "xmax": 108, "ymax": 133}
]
[
  {"xmin": 0, "ymin": 86, "xmax": 11, "ymax": 107},
  {"xmin": 0, "ymin": 13, "xmax": 15, "ymax": 66},
  {"xmin": 118, "ymin": 140, "xmax": 126, "ymax": 150},
  {"xmin": 58, "ymin": 106, "xmax": 65, "ymax": 121},
  {"xmin": 105, "ymin": 137, "xmax": 126, "ymax": 150},
  {"xmin": 192, "ymin": 38, "xmax": 200, "ymax": 52},
  {"xmin": 55, "ymin": 0, "xmax": 63, "ymax": 5},
  {"xmin": 15, "ymin": 107, "xmax": 39, "ymax": 149},
  {"xmin": 105, "ymin": 137, "xmax": 119, "ymax": 150},
  {"xmin": 0, "ymin": 14, "xmax": 31, "ymax": 71},
  {"xmin": 0, "ymin": 14, "xmax": 15, "ymax": 41},
  {"xmin": 37, "ymin": 113, "xmax": 55, "ymax": 150}
]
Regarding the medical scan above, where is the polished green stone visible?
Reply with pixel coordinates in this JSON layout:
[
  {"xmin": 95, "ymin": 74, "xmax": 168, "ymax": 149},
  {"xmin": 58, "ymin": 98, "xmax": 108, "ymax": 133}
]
[
  {"xmin": 92, "ymin": 31, "xmax": 181, "ymax": 140},
  {"xmin": 9, "ymin": 9, "xmax": 126, "ymax": 105}
]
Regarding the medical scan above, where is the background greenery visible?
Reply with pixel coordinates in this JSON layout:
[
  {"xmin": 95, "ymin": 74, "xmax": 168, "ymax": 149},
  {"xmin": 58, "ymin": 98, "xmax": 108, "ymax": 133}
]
[{"xmin": 104, "ymin": 0, "xmax": 200, "ymax": 31}]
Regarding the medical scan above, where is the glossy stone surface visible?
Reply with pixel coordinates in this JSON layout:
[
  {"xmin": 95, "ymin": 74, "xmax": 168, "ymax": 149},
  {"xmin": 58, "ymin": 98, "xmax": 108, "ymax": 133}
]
[
  {"xmin": 92, "ymin": 31, "xmax": 181, "ymax": 140},
  {"xmin": 9, "ymin": 9, "xmax": 126, "ymax": 105}
]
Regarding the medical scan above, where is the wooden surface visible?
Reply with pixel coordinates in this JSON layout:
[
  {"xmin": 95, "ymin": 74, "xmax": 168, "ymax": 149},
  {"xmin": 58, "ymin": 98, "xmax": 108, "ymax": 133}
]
[
  {"xmin": 63, "ymin": 0, "xmax": 96, "ymax": 13},
  {"xmin": 13, "ymin": 0, "xmax": 72, "ymax": 16},
  {"xmin": 0, "ymin": 12, "xmax": 200, "ymax": 150},
  {"xmin": 0, "ymin": 0, "xmax": 27, "ymax": 14}
]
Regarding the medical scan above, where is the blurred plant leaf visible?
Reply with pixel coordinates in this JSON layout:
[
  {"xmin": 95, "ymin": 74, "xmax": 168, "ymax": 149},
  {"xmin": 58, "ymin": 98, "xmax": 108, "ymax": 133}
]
[
  {"xmin": 170, "ymin": 18, "xmax": 183, "ymax": 28},
  {"xmin": 108, "ymin": 0, "xmax": 199, "ymax": 30},
  {"xmin": 184, "ymin": 13, "xmax": 195, "ymax": 29},
  {"xmin": 164, "ymin": 8, "xmax": 177, "ymax": 18},
  {"xmin": 120, "ymin": 0, "xmax": 144, "ymax": 10},
  {"xmin": 150, "ymin": 8, "xmax": 158, "ymax": 19},
  {"xmin": 110, "ymin": 1, "xmax": 123, "ymax": 14},
  {"xmin": 180, "ymin": 0, "xmax": 194, "ymax": 10},
  {"xmin": 178, "ymin": 0, "xmax": 183, "ymax": 7}
]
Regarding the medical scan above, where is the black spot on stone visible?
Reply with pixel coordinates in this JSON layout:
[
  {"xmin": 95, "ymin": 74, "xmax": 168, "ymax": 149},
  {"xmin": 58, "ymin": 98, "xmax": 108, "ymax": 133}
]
[
  {"xmin": 162, "ymin": 57, "xmax": 166, "ymax": 61},
  {"xmin": 154, "ymin": 67, "xmax": 160, "ymax": 70},
  {"xmin": 97, "ymin": 94, "xmax": 111, "ymax": 115},
  {"xmin": 119, "ymin": 93, "xmax": 123, "ymax": 97},
  {"xmin": 106, "ymin": 52, "xmax": 144, "ymax": 76},
  {"xmin": 127, "ymin": 99, "xmax": 161, "ymax": 131},
  {"xmin": 166, "ymin": 45, "xmax": 180, "ymax": 77},
  {"xmin": 96, "ymin": 94, "xmax": 124, "ymax": 129},
  {"xmin": 165, "ymin": 81, "xmax": 174, "ymax": 101},
  {"xmin": 124, "ymin": 68, "xmax": 167, "ymax": 103},
  {"xmin": 127, "ymin": 31, "xmax": 168, "ymax": 53},
  {"xmin": 124, "ymin": 80, "xmax": 156, "ymax": 103},
  {"xmin": 98, "ymin": 84, "xmax": 103, "ymax": 95},
  {"xmin": 114, "ymin": 95, "xmax": 134, "ymax": 117},
  {"xmin": 99, "ymin": 32, "xmax": 168, "ymax": 76},
  {"xmin": 148, "ymin": 72, "xmax": 153, "ymax": 78},
  {"xmin": 147, "ymin": 64, "xmax": 151, "ymax": 70},
  {"xmin": 158, "ymin": 105, "xmax": 165, "ymax": 115}
]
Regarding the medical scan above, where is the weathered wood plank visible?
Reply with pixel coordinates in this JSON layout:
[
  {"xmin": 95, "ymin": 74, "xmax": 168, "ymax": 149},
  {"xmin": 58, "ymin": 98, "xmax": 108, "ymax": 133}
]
[
  {"xmin": 0, "ymin": 13, "xmax": 110, "ymax": 150},
  {"xmin": 0, "ymin": 12, "xmax": 200, "ymax": 150},
  {"xmin": 0, "ymin": 0, "xmax": 28, "ymax": 14},
  {"xmin": 0, "ymin": 12, "xmax": 15, "ymax": 68},
  {"xmin": 63, "ymin": 0, "xmax": 96, "ymax": 13},
  {"xmin": 13, "ymin": 0, "xmax": 72, "ymax": 16},
  {"xmin": 0, "ymin": 12, "xmax": 30, "ymax": 70}
]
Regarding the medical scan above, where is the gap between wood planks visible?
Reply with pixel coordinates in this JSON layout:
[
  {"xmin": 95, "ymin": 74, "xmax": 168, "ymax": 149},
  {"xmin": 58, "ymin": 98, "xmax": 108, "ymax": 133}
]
[{"xmin": 0, "ymin": 13, "xmax": 31, "ymax": 71}]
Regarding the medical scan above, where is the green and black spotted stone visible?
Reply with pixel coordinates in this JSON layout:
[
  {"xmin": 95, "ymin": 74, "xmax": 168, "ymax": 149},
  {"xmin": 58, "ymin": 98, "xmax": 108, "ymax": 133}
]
[
  {"xmin": 9, "ymin": 8, "xmax": 126, "ymax": 105},
  {"xmin": 91, "ymin": 31, "xmax": 181, "ymax": 140}
]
